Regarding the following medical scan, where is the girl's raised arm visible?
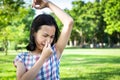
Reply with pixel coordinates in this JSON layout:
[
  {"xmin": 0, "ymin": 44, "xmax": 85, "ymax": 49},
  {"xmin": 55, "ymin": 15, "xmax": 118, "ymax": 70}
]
[{"xmin": 46, "ymin": 1, "xmax": 74, "ymax": 59}]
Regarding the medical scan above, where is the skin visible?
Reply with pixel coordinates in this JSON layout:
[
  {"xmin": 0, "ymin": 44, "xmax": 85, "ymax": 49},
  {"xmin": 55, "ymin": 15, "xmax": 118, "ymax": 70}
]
[
  {"xmin": 32, "ymin": 25, "xmax": 55, "ymax": 55},
  {"xmin": 15, "ymin": 0, "xmax": 74, "ymax": 80}
]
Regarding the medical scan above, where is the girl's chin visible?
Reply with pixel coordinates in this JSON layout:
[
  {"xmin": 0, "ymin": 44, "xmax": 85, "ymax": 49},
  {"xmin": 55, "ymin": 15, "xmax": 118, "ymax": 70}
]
[
  {"xmin": 36, "ymin": 44, "xmax": 44, "ymax": 51},
  {"xmin": 36, "ymin": 48, "xmax": 43, "ymax": 52},
  {"xmin": 38, "ymin": 46, "xmax": 44, "ymax": 51}
]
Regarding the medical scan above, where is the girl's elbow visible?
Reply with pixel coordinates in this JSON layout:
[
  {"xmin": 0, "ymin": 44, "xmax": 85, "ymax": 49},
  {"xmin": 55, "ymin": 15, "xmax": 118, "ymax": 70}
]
[
  {"xmin": 64, "ymin": 17, "xmax": 74, "ymax": 27},
  {"xmin": 68, "ymin": 18, "xmax": 74, "ymax": 27},
  {"xmin": 70, "ymin": 18, "xmax": 74, "ymax": 25}
]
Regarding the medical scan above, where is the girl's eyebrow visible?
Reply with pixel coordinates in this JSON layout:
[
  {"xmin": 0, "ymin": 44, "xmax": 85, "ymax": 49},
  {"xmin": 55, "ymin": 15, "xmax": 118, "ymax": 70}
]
[{"xmin": 43, "ymin": 32, "xmax": 55, "ymax": 37}]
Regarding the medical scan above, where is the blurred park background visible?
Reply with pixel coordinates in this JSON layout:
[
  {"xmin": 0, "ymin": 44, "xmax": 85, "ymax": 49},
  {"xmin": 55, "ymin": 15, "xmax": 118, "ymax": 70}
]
[{"xmin": 0, "ymin": 0, "xmax": 120, "ymax": 80}]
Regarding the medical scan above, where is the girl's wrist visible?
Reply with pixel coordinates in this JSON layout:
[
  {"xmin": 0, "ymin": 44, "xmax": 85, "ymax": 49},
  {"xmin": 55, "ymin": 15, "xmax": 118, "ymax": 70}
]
[{"xmin": 39, "ymin": 56, "xmax": 46, "ymax": 63}]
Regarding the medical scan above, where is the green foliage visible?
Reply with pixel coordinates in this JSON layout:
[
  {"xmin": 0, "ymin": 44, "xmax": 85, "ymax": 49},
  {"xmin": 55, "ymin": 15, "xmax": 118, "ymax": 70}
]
[
  {"xmin": 70, "ymin": 1, "xmax": 103, "ymax": 45},
  {"xmin": 0, "ymin": 0, "xmax": 25, "ymax": 55},
  {"xmin": 68, "ymin": 0, "xmax": 120, "ymax": 47},
  {"xmin": 0, "ymin": 0, "xmax": 25, "ymax": 28},
  {"xmin": 102, "ymin": 0, "xmax": 120, "ymax": 34},
  {"xmin": 0, "ymin": 0, "xmax": 35, "ymax": 55},
  {"xmin": 0, "ymin": 0, "xmax": 120, "ymax": 54}
]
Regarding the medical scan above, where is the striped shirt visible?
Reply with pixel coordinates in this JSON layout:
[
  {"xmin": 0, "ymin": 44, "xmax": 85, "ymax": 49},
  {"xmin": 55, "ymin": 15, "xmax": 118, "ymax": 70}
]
[{"xmin": 14, "ymin": 46, "xmax": 60, "ymax": 80}]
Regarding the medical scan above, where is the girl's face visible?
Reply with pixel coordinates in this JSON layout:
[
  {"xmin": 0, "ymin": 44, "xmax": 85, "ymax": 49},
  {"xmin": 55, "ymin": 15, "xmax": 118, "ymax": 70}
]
[{"xmin": 34, "ymin": 25, "xmax": 55, "ymax": 51}]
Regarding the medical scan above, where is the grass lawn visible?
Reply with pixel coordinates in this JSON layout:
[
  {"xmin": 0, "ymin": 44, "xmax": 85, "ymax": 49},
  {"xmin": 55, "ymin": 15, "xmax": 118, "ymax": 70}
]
[{"xmin": 0, "ymin": 48, "xmax": 120, "ymax": 80}]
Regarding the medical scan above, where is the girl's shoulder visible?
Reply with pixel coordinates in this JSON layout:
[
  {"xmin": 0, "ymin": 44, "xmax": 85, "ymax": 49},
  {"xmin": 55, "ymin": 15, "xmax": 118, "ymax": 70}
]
[
  {"xmin": 14, "ymin": 52, "xmax": 30, "ymax": 63},
  {"xmin": 15, "ymin": 52, "xmax": 30, "ymax": 60},
  {"xmin": 17, "ymin": 52, "xmax": 29, "ymax": 57},
  {"xmin": 13, "ymin": 52, "xmax": 29, "ymax": 67}
]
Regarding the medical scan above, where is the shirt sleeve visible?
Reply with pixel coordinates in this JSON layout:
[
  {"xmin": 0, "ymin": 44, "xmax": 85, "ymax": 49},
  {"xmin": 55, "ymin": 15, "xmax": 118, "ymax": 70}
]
[
  {"xmin": 52, "ymin": 45, "xmax": 61, "ymax": 64},
  {"xmin": 13, "ymin": 53, "xmax": 25, "ymax": 67}
]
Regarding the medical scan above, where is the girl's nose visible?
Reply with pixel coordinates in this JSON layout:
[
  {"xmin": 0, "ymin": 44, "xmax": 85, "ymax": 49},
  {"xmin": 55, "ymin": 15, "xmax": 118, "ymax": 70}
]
[{"xmin": 47, "ymin": 37, "xmax": 51, "ymax": 43}]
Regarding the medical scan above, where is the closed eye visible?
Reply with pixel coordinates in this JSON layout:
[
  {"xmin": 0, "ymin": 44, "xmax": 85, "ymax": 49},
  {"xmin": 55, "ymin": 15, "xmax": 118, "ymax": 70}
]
[
  {"xmin": 43, "ymin": 34, "xmax": 48, "ymax": 37},
  {"xmin": 42, "ymin": 33, "xmax": 49, "ymax": 37}
]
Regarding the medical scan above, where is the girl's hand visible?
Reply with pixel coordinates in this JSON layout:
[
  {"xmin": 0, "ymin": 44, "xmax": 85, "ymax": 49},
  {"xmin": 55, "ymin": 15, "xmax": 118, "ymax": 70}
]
[
  {"xmin": 32, "ymin": 0, "xmax": 49, "ymax": 9},
  {"xmin": 41, "ymin": 42, "xmax": 53, "ymax": 60}
]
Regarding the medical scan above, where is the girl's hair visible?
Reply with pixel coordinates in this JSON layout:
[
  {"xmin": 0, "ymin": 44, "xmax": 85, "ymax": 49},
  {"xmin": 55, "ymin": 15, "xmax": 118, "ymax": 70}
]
[{"xmin": 26, "ymin": 14, "xmax": 60, "ymax": 51}]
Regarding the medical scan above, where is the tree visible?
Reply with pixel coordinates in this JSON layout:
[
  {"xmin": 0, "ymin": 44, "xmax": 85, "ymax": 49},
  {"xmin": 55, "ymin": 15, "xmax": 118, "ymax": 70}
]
[
  {"xmin": 0, "ymin": 0, "xmax": 30, "ymax": 55},
  {"xmin": 68, "ymin": 0, "xmax": 118, "ymax": 48},
  {"xmin": 102, "ymin": 0, "xmax": 120, "ymax": 34},
  {"xmin": 100, "ymin": 0, "xmax": 120, "ymax": 47},
  {"xmin": 70, "ymin": 0, "xmax": 101, "ymax": 47},
  {"xmin": 18, "ymin": 8, "xmax": 35, "ymax": 44},
  {"xmin": 0, "ymin": 0, "xmax": 25, "ymax": 28}
]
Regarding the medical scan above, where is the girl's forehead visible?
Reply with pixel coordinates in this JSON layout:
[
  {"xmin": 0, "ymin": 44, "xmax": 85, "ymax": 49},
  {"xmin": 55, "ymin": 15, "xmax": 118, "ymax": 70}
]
[{"xmin": 37, "ymin": 25, "xmax": 56, "ymax": 34}]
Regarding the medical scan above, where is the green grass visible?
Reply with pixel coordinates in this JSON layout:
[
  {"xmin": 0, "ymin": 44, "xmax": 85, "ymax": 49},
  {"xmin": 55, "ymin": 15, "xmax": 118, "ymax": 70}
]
[
  {"xmin": 60, "ymin": 49, "xmax": 120, "ymax": 80},
  {"xmin": 0, "ymin": 55, "xmax": 16, "ymax": 80},
  {"xmin": 0, "ymin": 49, "xmax": 120, "ymax": 80}
]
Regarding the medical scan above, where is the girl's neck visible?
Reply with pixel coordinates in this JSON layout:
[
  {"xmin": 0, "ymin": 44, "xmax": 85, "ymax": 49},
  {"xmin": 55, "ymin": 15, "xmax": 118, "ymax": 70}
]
[{"xmin": 30, "ymin": 49, "xmax": 42, "ymax": 56}]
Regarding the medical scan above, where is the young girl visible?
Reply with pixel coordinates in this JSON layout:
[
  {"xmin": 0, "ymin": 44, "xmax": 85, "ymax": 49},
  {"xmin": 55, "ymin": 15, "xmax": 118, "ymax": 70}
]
[{"xmin": 13, "ymin": 0, "xmax": 74, "ymax": 80}]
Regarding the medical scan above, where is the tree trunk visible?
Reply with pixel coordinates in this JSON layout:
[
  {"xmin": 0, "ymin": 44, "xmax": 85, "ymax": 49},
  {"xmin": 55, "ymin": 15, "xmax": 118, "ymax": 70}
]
[
  {"xmin": 74, "ymin": 38, "xmax": 77, "ymax": 47},
  {"xmin": 3, "ymin": 39, "xmax": 8, "ymax": 55},
  {"xmin": 80, "ymin": 36, "xmax": 84, "ymax": 48}
]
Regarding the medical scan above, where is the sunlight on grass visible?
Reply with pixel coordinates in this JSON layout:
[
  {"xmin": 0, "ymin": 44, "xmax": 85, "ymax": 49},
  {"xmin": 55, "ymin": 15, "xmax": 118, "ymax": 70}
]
[
  {"xmin": 60, "ymin": 49, "xmax": 120, "ymax": 80},
  {"xmin": 0, "ymin": 55, "xmax": 16, "ymax": 80},
  {"xmin": 0, "ymin": 49, "xmax": 120, "ymax": 80}
]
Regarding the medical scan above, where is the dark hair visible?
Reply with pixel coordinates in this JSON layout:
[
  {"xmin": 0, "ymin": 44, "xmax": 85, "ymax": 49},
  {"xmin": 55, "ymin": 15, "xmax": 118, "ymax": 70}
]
[{"xmin": 26, "ymin": 14, "xmax": 60, "ymax": 51}]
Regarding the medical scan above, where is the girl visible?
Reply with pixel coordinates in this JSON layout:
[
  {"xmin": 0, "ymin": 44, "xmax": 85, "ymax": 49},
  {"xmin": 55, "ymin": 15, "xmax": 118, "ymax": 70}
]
[{"xmin": 13, "ymin": 0, "xmax": 74, "ymax": 80}]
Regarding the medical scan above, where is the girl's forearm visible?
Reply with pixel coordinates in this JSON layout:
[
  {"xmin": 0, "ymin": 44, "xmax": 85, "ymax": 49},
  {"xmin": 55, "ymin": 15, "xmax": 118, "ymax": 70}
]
[
  {"xmin": 47, "ymin": 1, "xmax": 73, "ymax": 26},
  {"xmin": 19, "ymin": 58, "xmax": 45, "ymax": 80}
]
